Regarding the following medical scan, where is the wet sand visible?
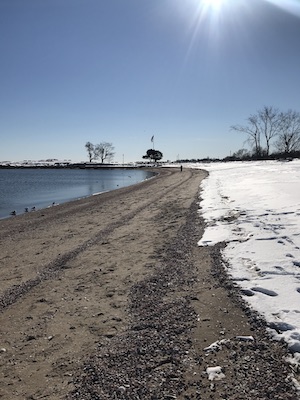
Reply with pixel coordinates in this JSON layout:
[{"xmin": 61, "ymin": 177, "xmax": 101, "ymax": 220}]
[{"xmin": 0, "ymin": 168, "xmax": 298, "ymax": 399}]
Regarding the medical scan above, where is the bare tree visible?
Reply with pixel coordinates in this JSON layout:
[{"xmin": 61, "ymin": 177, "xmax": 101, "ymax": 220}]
[
  {"xmin": 85, "ymin": 141, "xmax": 95, "ymax": 162},
  {"xmin": 231, "ymin": 106, "xmax": 281, "ymax": 156},
  {"xmin": 232, "ymin": 148, "xmax": 251, "ymax": 160},
  {"xmin": 95, "ymin": 142, "xmax": 115, "ymax": 163},
  {"xmin": 231, "ymin": 114, "xmax": 262, "ymax": 156},
  {"xmin": 258, "ymin": 106, "xmax": 281, "ymax": 156},
  {"xmin": 275, "ymin": 110, "xmax": 300, "ymax": 154}
]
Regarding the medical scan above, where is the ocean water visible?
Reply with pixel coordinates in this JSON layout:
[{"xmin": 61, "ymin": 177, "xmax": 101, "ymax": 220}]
[{"xmin": 0, "ymin": 168, "xmax": 155, "ymax": 220}]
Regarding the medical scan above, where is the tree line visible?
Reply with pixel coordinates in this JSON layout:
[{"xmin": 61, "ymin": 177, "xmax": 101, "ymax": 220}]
[
  {"xmin": 85, "ymin": 107, "xmax": 300, "ymax": 164},
  {"xmin": 231, "ymin": 106, "xmax": 300, "ymax": 159},
  {"xmin": 85, "ymin": 141, "xmax": 164, "ymax": 164}
]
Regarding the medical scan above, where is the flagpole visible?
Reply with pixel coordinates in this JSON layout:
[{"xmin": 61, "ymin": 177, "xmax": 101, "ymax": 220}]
[{"xmin": 151, "ymin": 135, "xmax": 154, "ymax": 150}]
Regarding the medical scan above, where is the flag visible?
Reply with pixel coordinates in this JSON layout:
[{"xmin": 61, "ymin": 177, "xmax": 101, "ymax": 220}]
[{"xmin": 151, "ymin": 135, "xmax": 154, "ymax": 142}]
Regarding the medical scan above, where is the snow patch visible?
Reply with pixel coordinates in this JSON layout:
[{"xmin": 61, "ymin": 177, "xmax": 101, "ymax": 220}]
[
  {"xmin": 196, "ymin": 160, "xmax": 300, "ymax": 365},
  {"xmin": 206, "ymin": 366, "xmax": 225, "ymax": 381}
]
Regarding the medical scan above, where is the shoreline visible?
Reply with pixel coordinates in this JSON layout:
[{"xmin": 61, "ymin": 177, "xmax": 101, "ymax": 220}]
[
  {"xmin": 0, "ymin": 168, "xmax": 298, "ymax": 399},
  {"xmin": 0, "ymin": 167, "xmax": 157, "ymax": 221},
  {"xmin": 0, "ymin": 163, "xmax": 162, "ymax": 169}
]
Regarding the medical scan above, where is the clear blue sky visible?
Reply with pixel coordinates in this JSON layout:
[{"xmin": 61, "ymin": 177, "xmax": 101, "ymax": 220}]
[{"xmin": 1, "ymin": 0, "xmax": 300, "ymax": 163}]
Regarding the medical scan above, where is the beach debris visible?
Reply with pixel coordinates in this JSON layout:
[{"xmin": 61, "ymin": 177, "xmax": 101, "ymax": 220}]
[
  {"xmin": 204, "ymin": 339, "xmax": 230, "ymax": 353},
  {"xmin": 206, "ymin": 366, "xmax": 225, "ymax": 381},
  {"xmin": 204, "ymin": 336, "xmax": 255, "ymax": 353},
  {"xmin": 236, "ymin": 335, "xmax": 255, "ymax": 342}
]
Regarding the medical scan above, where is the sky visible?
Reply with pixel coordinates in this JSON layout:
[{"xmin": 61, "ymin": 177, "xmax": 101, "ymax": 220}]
[
  {"xmin": 197, "ymin": 159, "xmax": 300, "ymax": 368},
  {"xmin": 1, "ymin": 0, "xmax": 300, "ymax": 163}
]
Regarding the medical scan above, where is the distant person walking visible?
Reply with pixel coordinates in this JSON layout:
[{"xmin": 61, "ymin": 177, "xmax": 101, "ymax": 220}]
[{"xmin": 180, "ymin": 165, "xmax": 183, "ymax": 172}]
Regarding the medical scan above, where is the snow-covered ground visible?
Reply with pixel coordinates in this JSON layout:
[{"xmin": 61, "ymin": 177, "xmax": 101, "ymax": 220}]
[{"xmin": 195, "ymin": 159, "xmax": 300, "ymax": 366}]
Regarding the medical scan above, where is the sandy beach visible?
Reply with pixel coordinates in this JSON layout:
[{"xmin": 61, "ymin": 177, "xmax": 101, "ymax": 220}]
[{"xmin": 0, "ymin": 167, "xmax": 298, "ymax": 399}]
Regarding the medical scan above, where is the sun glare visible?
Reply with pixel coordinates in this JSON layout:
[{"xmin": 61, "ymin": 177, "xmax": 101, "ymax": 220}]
[
  {"xmin": 183, "ymin": 0, "xmax": 233, "ymax": 65},
  {"xmin": 202, "ymin": 0, "xmax": 225, "ymax": 11}
]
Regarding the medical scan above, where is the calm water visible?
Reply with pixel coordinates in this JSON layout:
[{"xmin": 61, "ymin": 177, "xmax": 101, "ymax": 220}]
[{"xmin": 0, "ymin": 168, "xmax": 155, "ymax": 220}]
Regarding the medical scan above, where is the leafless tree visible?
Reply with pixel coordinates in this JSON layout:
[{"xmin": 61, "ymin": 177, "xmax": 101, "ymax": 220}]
[
  {"xmin": 231, "ymin": 114, "xmax": 262, "ymax": 156},
  {"xmin": 85, "ymin": 141, "xmax": 115, "ymax": 163},
  {"xmin": 232, "ymin": 148, "xmax": 251, "ymax": 159},
  {"xmin": 275, "ymin": 110, "xmax": 300, "ymax": 154},
  {"xmin": 258, "ymin": 106, "xmax": 282, "ymax": 156},
  {"xmin": 95, "ymin": 142, "xmax": 115, "ymax": 163},
  {"xmin": 85, "ymin": 141, "xmax": 95, "ymax": 162},
  {"xmin": 231, "ymin": 106, "xmax": 281, "ymax": 156}
]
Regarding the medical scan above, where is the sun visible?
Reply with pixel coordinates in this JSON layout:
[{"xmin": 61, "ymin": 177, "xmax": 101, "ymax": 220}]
[
  {"xmin": 183, "ymin": 0, "xmax": 230, "ymax": 63},
  {"xmin": 202, "ymin": 0, "xmax": 225, "ymax": 11}
]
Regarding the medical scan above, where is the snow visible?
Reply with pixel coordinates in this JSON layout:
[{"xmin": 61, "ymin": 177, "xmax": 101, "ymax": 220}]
[
  {"xmin": 195, "ymin": 159, "xmax": 300, "ymax": 365},
  {"xmin": 206, "ymin": 366, "xmax": 225, "ymax": 381}
]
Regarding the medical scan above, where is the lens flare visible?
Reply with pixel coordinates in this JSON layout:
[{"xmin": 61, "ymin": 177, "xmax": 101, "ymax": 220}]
[{"xmin": 264, "ymin": 0, "xmax": 300, "ymax": 18}]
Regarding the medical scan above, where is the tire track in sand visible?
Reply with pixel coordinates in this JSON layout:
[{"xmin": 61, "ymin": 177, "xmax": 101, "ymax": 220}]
[
  {"xmin": 0, "ymin": 168, "xmax": 196, "ymax": 311},
  {"xmin": 0, "ymin": 168, "xmax": 207, "ymax": 400}
]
